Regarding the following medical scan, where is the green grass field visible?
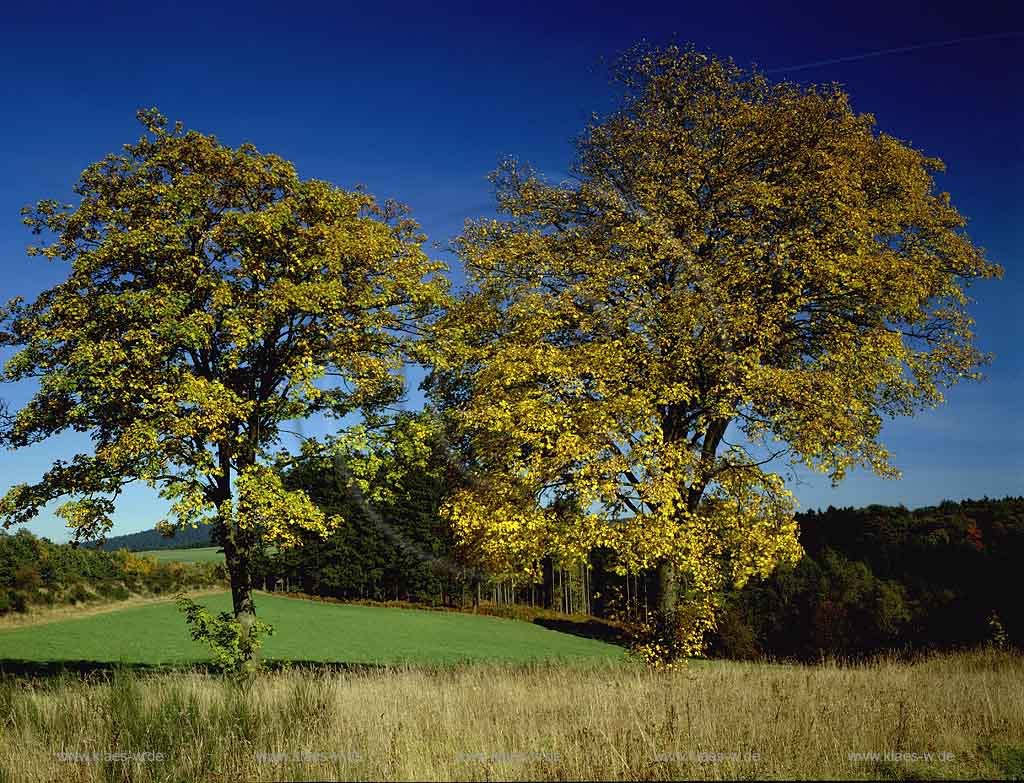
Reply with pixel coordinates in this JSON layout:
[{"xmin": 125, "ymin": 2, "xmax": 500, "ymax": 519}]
[
  {"xmin": 0, "ymin": 591, "xmax": 626, "ymax": 668},
  {"xmin": 135, "ymin": 546, "xmax": 223, "ymax": 562}
]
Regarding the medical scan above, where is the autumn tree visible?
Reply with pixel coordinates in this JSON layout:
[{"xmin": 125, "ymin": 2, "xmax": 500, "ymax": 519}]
[
  {"xmin": 0, "ymin": 110, "xmax": 447, "ymax": 663},
  {"xmin": 432, "ymin": 44, "xmax": 1002, "ymax": 659}
]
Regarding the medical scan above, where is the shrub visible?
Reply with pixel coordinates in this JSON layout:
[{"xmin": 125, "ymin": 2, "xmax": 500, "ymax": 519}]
[
  {"xmin": 67, "ymin": 583, "xmax": 92, "ymax": 605},
  {"xmin": 175, "ymin": 595, "xmax": 274, "ymax": 679},
  {"xmin": 710, "ymin": 603, "xmax": 761, "ymax": 661},
  {"xmin": 94, "ymin": 583, "xmax": 132, "ymax": 601},
  {"xmin": 6, "ymin": 590, "xmax": 28, "ymax": 613},
  {"xmin": 12, "ymin": 564, "xmax": 41, "ymax": 591}
]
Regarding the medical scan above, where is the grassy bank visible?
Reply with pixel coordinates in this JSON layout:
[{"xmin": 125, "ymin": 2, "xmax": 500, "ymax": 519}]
[
  {"xmin": 0, "ymin": 648, "xmax": 1020, "ymax": 781},
  {"xmin": 0, "ymin": 589, "xmax": 226, "ymax": 631}
]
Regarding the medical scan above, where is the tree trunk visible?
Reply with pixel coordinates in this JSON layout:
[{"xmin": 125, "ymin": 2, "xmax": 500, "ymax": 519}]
[
  {"xmin": 654, "ymin": 559, "xmax": 679, "ymax": 642},
  {"xmin": 655, "ymin": 560, "xmax": 677, "ymax": 616},
  {"xmin": 209, "ymin": 444, "xmax": 260, "ymax": 673},
  {"xmin": 625, "ymin": 568, "xmax": 631, "ymax": 621},
  {"xmin": 541, "ymin": 556, "xmax": 554, "ymax": 610},
  {"xmin": 222, "ymin": 534, "xmax": 259, "ymax": 673}
]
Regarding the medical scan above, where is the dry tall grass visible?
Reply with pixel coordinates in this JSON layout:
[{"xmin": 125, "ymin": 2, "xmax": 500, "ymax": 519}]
[{"xmin": 1, "ymin": 648, "xmax": 1021, "ymax": 781}]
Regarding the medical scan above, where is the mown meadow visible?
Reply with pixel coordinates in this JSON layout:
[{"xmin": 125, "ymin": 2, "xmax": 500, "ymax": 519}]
[
  {"xmin": 134, "ymin": 548, "xmax": 225, "ymax": 564},
  {"xmin": 0, "ymin": 590, "xmax": 622, "ymax": 669}
]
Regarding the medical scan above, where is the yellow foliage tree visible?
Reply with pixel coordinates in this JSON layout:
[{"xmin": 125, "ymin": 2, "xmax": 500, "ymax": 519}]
[
  {"xmin": 0, "ymin": 110, "xmax": 447, "ymax": 663},
  {"xmin": 432, "ymin": 44, "xmax": 1002, "ymax": 659}
]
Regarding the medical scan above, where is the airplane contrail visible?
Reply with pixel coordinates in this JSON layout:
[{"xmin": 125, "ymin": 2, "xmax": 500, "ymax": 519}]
[{"xmin": 766, "ymin": 31, "xmax": 1023, "ymax": 74}]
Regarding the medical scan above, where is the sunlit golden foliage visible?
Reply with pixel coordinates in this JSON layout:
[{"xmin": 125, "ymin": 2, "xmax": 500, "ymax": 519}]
[
  {"xmin": 0, "ymin": 110, "xmax": 447, "ymax": 554},
  {"xmin": 434, "ymin": 43, "xmax": 1002, "ymax": 656}
]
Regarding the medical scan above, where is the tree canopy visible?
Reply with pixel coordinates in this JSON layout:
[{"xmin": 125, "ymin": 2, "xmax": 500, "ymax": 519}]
[{"xmin": 432, "ymin": 44, "xmax": 1002, "ymax": 657}]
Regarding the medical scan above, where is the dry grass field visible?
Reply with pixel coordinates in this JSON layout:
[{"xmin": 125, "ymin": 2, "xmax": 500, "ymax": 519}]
[{"xmin": 0, "ymin": 647, "xmax": 1021, "ymax": 781}]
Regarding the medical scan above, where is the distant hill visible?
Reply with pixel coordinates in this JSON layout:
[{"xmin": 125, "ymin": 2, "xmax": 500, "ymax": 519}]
[{"xmin": 85, "ymin": 524, "xmax": 212, "ymax": 552}]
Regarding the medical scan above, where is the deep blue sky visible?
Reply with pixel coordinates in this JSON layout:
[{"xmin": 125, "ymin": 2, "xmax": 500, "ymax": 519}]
[{"xmin": 1, "ymin": 0, "xmax": 1020, "ymax": 542}]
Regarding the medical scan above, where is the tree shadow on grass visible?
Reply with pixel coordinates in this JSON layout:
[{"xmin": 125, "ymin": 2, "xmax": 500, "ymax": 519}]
[
  {"xmin": 532, "ymin": 617, "xmax": 632, "ymax": 647},
  {"xmin": 0, "ymin": 658, "xmax": 391, "ymax": 681}
]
